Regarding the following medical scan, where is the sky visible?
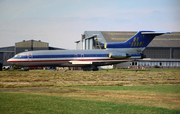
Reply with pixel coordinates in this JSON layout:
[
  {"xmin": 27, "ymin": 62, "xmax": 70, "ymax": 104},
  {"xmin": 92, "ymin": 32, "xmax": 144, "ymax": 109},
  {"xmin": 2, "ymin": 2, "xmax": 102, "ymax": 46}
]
[{"xmin": 0, "ymin": 0, "xmax": 180, "ymax": 49}]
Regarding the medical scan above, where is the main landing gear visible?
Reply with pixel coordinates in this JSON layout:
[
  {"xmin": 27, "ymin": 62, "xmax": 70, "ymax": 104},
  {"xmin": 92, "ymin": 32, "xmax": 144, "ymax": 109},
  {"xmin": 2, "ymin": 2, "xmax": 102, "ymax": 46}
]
[{"xmin": 82, "ymin": 65, "xmax": 99, "ymax": 71}]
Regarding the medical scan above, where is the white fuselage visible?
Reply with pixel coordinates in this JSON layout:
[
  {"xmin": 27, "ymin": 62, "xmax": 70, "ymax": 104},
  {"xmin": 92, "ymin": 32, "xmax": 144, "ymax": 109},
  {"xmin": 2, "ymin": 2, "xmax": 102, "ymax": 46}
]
[{"xmin": 7, "ymin": 49, "xmax": 142, "ymax": 67}]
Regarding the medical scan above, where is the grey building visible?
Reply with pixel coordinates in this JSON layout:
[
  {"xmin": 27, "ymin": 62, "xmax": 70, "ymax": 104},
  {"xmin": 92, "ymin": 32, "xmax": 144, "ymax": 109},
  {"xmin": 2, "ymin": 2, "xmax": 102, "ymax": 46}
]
[
  {"xmin": 0, "ymin": 46, "xmax": 15, "ymax": 70},
  {"xmin": 15, "ymin": 40, "xmax": 49, "ymax": 54},
  {"xmin": 75, "ymin": 31, "xmax": 180, "ymax": 68},
  {"xmin": 0, "ymin": 40, "xmax": 65, "ymax": 70}
]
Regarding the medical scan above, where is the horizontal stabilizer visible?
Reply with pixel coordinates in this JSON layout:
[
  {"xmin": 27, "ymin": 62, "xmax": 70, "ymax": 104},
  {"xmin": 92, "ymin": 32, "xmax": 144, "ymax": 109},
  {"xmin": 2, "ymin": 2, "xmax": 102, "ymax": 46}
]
[{"xmin": 141, "ymin": 31, "xmax": 172, "ymax": 35}]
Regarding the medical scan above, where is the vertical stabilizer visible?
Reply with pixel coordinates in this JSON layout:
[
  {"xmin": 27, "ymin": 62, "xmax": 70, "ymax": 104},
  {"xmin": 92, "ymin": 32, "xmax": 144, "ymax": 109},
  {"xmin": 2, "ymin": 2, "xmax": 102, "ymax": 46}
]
[{"xmin": 105, "ymin": 31, "xmax": 172, "ymax": 53}]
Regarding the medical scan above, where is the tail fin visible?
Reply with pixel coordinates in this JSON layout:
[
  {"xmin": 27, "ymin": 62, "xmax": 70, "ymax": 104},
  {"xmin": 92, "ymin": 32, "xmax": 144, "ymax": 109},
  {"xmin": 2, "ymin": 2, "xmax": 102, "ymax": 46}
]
[{"xmin": 105, "ymin": 31, "xmax": 172, "ymax": 53}]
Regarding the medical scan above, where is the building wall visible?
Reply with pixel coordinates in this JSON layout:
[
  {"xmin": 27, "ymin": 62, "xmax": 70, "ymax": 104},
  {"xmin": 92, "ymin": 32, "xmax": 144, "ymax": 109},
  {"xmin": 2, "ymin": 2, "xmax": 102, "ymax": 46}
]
[
  {"xmin": 3, "ymin": 52, "xmax": 14, "ymax": 66},
  {"xmin": 143, "ymin": 47, "xmax": 180, "ymax": 59},
  {"xmin": 0, "ymin": 46, "xmax": 15, "ymax": 66},
  {"xmin": 33, "ymin": 48, "xmax": 49, "ymax": 51},
  {"xmin": 173, "ymin": 48, "xmax": 180, "ymax": 58},
  {"xmin": 33, "ymin": 41, "xmax": 48, "ymax": 48},
  {"xmin": 85, "ymin": 38, "xmax": 93, "ymax": 50},
  {"xmin": 83, "ymin": 31, "xmax": 106, "ymax": 50},
  {"xmin": 15, "ymin": 40, "xmax": 32, "ymax": 47},
  {"xmin": 0, "ymin": 46, "xmax": 15, "ymax": 52},
  {"xmin": 16, "ymin": 47, "xmax": 31, "ymax": 54},
  {"xmin": 0, "ymin": 52, "xmax": 3, "ymax": 65},
  {"xmin": 15, "ymin": 40, "xmax": 49, "ymax": 54},
  {"xmin": 143, "ymin": 47, "xmax": 170, "ymax": 58},
  {"xmin": 0, "ymin": 52, "xmax": 14, "ymax": 66},
  {"xmin": 131, "ymin": 61, "xmax": 180, "ymax": 68},
  {"xmin": 77, "ymin": 40, "xmax": 83, "ymax": 50}
]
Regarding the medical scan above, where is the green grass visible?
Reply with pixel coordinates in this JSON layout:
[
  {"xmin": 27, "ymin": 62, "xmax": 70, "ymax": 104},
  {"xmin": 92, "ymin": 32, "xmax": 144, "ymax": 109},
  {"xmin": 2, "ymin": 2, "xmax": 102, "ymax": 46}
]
[
  {"xmin": 65, "ymin": 85, "xmax": 180, "ymax": 93},
  {"xmin": 0, "ymin": 69, "xmax": 180, "ymax": 88},
  {"xmin": 0, "ymin": 69, "xmax": 180, "ymax": 113},
  {"xmin": 0, "ymin": 92, "xmax": 179, "ymax": 114}
]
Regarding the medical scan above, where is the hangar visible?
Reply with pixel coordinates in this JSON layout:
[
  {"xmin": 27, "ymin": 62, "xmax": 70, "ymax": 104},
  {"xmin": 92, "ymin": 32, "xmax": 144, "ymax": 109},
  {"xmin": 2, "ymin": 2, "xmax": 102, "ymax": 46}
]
[
  {"xmin": 0, "ymin": 40, "xmax": 65, "ymax": 70},
  {"xmin": 1, "ymin": 31, "xmax": 180, "ymax": 70},
  {"xmin": 75, "ymin": 31, "xmax": 180, "ymax": 68}
]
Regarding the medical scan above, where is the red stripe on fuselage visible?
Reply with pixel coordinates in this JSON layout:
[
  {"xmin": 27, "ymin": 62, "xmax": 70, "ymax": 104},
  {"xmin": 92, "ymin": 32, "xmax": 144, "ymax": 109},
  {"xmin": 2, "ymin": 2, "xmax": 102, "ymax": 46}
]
[{"xmin": 7, "ymin": 58, "xmax": 135, "ymax": 63}]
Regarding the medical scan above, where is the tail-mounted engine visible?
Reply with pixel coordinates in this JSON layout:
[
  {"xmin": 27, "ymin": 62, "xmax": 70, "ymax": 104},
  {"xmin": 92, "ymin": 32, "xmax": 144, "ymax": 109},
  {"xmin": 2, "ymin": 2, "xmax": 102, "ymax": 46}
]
[{"xmin": 109, "ymin": 53, "xmax": 131, "ymax": 59}]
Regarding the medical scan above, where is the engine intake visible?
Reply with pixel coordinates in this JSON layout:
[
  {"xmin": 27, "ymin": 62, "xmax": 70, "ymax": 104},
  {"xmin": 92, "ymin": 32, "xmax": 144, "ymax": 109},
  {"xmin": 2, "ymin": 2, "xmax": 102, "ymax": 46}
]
[{"xmin": 109, "ymin": 53, "xmax": 131, "ymax": 59}]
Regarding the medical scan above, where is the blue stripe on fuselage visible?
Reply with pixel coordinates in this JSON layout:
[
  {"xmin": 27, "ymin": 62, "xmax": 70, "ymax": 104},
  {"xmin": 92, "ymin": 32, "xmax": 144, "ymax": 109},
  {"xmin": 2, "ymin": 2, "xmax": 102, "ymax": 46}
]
[
  {"xmin": 12, "ymin": 53, "xmax": 141, "ymax": 59},
  {"xmin": 13, "ymin": 54, "xmax": 109, "ymax": 59}
]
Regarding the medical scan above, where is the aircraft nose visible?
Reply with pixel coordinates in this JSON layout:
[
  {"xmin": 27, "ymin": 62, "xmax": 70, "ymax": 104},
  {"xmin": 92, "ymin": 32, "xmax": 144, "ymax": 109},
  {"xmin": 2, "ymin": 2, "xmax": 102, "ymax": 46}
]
[
  {"xmin": 7, "ymin": 58, "xmax": 12, "ymax": 63},
  {"xmin": 7, "ymin": 59, "xmax": 10, "ymax": 63}
]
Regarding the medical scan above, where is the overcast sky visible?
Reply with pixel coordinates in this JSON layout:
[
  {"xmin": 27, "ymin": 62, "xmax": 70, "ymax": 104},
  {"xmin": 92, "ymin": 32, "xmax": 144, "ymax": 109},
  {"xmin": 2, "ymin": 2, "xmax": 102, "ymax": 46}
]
[{"xmin": 0, "ymin": 0, "xmax": 180, "ymax": 49}]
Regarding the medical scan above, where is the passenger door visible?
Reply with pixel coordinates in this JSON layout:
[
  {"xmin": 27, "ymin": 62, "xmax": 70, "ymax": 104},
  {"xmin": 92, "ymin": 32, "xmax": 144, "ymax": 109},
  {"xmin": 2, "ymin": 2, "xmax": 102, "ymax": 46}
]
[{"xmin": 27, "ymin": 52, "xmax": 33, "ymax": 61}]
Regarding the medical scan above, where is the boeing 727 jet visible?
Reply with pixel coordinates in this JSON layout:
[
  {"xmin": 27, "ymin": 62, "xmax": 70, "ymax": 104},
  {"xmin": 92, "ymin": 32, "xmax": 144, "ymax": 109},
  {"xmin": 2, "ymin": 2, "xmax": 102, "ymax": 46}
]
[{"xmin": 7, "ymin": 31, "xmax": 171, "ymax": 70}]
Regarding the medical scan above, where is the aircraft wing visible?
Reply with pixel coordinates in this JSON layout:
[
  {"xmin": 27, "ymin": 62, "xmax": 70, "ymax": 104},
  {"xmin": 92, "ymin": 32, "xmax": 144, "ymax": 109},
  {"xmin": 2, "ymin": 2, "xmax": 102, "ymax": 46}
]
[
  {"xmin": 69, "ymin": 61, "xmax": 93, "ymax": 64},
  {"xmin": 68, "ymin": 60, "xmax": 112, "ymax": 65}
]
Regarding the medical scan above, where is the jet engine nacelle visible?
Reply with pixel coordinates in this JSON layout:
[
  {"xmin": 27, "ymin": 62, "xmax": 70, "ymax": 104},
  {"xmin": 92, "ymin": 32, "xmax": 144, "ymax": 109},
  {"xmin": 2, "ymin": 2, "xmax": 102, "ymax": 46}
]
[{"xmin": 109, "ymin": 53, "xmax": 131, "ymax": 59}]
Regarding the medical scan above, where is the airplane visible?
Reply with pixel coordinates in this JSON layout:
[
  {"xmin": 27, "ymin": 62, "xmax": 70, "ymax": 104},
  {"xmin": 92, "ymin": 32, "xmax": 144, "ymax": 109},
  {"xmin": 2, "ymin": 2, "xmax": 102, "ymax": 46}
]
[{"xmin": 7, "ymin": 31, "xmax": 171, "ymax": 71}]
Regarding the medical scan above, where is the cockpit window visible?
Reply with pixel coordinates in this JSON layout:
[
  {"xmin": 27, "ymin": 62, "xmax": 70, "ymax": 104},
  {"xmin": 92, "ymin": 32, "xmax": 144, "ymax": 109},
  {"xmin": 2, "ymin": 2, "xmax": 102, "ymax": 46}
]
[{"xmin": 14, "ymin": 55, "xmax": 21, "ymax": 58}]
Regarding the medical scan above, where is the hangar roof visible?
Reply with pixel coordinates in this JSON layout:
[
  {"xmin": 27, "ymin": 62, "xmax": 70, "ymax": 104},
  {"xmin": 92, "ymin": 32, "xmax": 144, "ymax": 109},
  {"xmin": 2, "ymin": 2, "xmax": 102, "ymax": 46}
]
[
  {"xmin": 100, "ymin": 31, "xmax": 180, "ymax": 47},
  {"xmin": 15, "ymin": 40, "xmax": 49, "ymax": 48}
]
